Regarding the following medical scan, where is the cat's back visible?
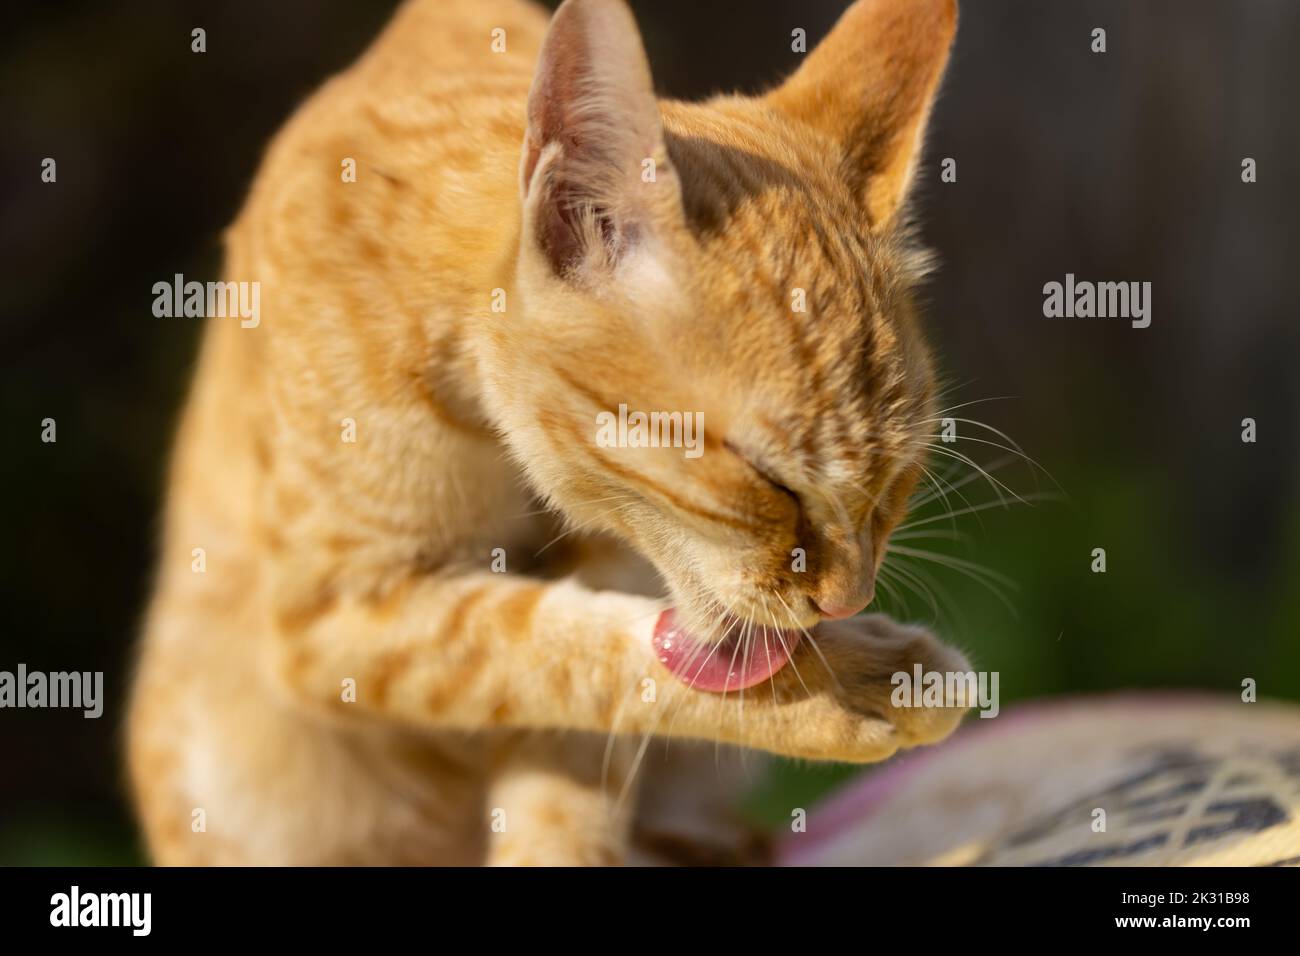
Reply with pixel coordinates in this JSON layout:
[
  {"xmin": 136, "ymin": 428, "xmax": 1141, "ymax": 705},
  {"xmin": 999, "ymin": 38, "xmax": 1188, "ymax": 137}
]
[
  {"xmin": 177, "ymin": 0, "xmax": 548, "ymax": 510},
  {"xmin": 129, "ymin": 1, "xmax": 553, "ymax": 865},
  {"xmin": 248, "ymin": 0, "xmax": 547, "ymax": 202},
  {"xmin": 149, "ymin": 0, "xmax": 552, "ymax": 651},
  {"xmin": 220, "ymin": 0, "xmax": 545, "ymax": 357},
  {"xmin": 355, "ymin": 0, "xmax": 548, "ymax": 82}
]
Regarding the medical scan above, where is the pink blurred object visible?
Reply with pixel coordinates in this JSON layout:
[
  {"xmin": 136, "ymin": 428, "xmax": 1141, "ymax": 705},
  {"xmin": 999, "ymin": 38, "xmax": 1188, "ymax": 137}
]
[{"xmin": 777, "ymin": 693, "xmax": 1300, "ymax": 867}]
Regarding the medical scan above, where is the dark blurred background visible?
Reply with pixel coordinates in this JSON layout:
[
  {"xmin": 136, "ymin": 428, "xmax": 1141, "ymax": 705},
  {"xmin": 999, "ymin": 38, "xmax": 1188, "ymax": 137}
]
[{"xmin": 2, "ymin": 0, "xmax": 1297, "ymax": 863}]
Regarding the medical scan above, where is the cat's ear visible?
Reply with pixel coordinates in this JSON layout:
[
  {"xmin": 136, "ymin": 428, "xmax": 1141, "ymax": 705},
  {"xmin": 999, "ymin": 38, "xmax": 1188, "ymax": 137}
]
[
  {"xmin": 521, "ymin": 0, "xmax": 679, "ymax": 282},
  {"xmin": 767, "ymin": 0, "xmax": 957, "ymax": 229}
]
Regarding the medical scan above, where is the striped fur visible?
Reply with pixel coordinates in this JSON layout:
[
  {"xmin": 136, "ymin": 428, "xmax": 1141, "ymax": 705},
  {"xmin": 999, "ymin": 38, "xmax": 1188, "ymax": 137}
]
[{"xmin": 128, "ymin": 0, "xmax": 966, "ymax": 866}]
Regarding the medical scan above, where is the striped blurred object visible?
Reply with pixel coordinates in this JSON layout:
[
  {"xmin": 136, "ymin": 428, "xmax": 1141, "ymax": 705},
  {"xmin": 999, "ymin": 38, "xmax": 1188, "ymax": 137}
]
[{"xmin": 778, "ymin": 694, "xmax": 1300, "ymax": 867}]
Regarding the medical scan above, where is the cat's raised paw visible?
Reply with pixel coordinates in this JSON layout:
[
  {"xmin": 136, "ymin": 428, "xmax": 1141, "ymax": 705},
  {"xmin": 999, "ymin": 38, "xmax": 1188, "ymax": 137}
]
[{"xmin": 761, "ymin": 614, "xmax": 974, "ymax": 763}]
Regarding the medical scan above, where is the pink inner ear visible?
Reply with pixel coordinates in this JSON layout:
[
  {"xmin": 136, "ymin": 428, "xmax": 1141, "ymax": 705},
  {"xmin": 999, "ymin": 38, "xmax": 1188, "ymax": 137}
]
[
  {"xmin": 521, "ymin": 0, "xmax": 665, "ymax": 279},
  {"xmin": 522, "ymin": 12, "xmax": 601, "ymax": 276},
  {"xmin": 521, "ymin": 14, "xmax": 590, "ymax": 196},
  {"xmin": 535, "ymin": 175, "xmax": 588, "ymax": 279}
]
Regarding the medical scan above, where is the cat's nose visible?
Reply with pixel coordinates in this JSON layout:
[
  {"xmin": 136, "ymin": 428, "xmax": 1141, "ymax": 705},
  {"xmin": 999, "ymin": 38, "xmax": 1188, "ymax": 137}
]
[
  {"xmin": 813, "ymin": 576, "xmax": 876, "ymax": 620},
  {"xmin": 810, "ymin": 531, "xmax": 877, "ymax": 620},
  {"xmin": 815, "ymin": 594, "xmax": 874, "ymax": 620}
]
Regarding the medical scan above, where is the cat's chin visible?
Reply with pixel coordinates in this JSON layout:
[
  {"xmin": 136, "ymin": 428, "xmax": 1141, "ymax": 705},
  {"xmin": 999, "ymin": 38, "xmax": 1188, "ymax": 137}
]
[{"xmin": 651, "ymin": 608, "xmax": 802, "ymax": 693}]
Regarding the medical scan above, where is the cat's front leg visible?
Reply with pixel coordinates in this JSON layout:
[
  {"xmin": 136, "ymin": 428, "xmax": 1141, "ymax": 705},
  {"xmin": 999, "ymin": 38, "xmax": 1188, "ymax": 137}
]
[
  {"xmin": 266, "ymin": 571, "xmax": 666, "ymax": 734},
  {"xmin": 267, "ymin": 565, "xmax": 969, "ymax": 762},
  {"xmin": 483, "ymin": 731, "xmax": 639, "ymax": 866}
]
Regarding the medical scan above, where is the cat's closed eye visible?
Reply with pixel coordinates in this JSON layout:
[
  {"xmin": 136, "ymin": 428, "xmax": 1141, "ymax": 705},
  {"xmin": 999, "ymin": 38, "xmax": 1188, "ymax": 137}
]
[{"xmin": 724, "ymin": 438, "xmax": 803, "ymax": 511}]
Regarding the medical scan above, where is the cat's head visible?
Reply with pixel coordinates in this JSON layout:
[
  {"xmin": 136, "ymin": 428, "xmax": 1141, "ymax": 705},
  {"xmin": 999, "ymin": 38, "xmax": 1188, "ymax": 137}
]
[{"xmin": 480, "ymin": 0, "xmax": 956, "ymax": 638}]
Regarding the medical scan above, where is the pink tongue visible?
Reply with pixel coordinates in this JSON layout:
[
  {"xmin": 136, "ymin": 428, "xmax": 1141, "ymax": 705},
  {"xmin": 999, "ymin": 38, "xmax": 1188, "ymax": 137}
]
[{"xmin": 652, "ymin": 608, "xmax": 801, "ymax": 692}]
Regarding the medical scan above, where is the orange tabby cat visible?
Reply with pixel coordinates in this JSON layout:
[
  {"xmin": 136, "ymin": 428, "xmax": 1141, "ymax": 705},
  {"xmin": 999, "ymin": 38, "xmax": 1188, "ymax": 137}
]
[{"xmin": 128, "ymin": 0, "xmax": 967, "ymax": 865}]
